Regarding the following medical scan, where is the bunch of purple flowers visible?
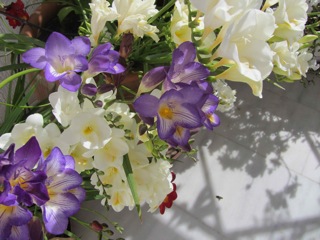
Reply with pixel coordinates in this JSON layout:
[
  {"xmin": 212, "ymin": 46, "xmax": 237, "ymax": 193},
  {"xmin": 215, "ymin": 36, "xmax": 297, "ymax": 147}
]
[
  {"xmin": 0, "ymin": 137, "xmax": 85, "ymax": 240},
  {"xmin": 133, "ymin": 42, "xmax": 220, "ymax": 151}
]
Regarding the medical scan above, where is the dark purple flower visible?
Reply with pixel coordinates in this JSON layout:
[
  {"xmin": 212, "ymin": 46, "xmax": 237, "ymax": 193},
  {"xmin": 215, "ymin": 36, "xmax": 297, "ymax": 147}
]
[
  {"xmin": 134, "ymin": 86, "xmax": 207, "ymax": 148},
  {"xmin": 22, "ymin": 32, "xmax": 91, "ymax": 92},
  {"xmin": 137, "ymin": 41, "xmax": 210, "ymax": 95},
  {"xmin": 4, "ymin": 137, "xmax": 49, "ymax": 207},
  {"xmin": 85, "ymin": 42, "xmax": 125, "ymax": 78},
  {"xmin": 81, "ymin": 83, "xmax": 98, "ymax": 96},
  {"xmin": 202, "ymin": 94, "xmax": 220, "ymax": 130},
  {"xmin": 39, "ymin": 147, "xmax": 85, "ymax": 235}
]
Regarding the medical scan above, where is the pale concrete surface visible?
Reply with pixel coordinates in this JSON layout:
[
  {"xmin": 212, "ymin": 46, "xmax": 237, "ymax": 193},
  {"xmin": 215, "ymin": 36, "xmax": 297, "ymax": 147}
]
[{"xmin": 73, "ymin": 76, "xmax": 320, "ymax": 240}]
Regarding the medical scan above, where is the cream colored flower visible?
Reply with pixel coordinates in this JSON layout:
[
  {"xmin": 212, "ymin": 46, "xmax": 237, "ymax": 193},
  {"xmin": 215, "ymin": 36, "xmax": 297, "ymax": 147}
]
[
  {"xmin": 215, "ymin": 9, "xmax": 275, "ymax": 98},
  {"xmin": 272, "ymin": 0, "xmax": 308, "ymax": 43},
  {"xmin": 112, "ymin": 0, "xmax": 159, "ymax": 41},
  {"xmin": 89, "ymin": 0, "xmax": 119, "ymax": 46},
  {"xmin": 190, "ymin": 0, "xmax": 263, "ymax": 31}
]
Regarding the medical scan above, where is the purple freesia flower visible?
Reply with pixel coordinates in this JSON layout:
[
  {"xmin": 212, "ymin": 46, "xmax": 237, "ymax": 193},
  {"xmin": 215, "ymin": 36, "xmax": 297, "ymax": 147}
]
[
  {"xmin": 4, "ymin": 137, "xmax": 49, "ymax": 207},
  {"xmin": 22, "ymin": 32, "xmax": 91, "ymax": 91},
  {"xmin": 0, "ymin": 138, "xmax": 44, "ymax": 240},
  {"xmin": 134, "ymin": 86, "xmax": 208, "ymax": 149},
  {"xmin": 85, "ymin": 42, "xmax": 126, "ymax": 78},
  {"xmin": 38, "ymin": 147, "xmax": 85, "ymax": 235},
  {"xmin": 137, "ymin": 41, "xmax": 210, "ymax": 95}
]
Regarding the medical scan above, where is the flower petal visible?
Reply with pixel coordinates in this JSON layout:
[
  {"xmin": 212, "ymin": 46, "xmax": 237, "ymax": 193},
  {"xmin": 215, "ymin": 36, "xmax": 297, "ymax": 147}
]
[
  {"xmin": 45, "ymin": 32, "xmax": 74, "ymax": 60},
  {"xmin": 71, "ymin": 36, "xmax": 91, "ymax": 56},
  {"xmin": 60, "ymin": 72, "xmax": 82, "ymax": 92},
  {"xmin": 22, "ymin": 47, "xmax": 47, "ymax": 69},
  {"xmin": 42, "ymin": 193, "xmax": 80, "ymax": 235},
  {"xmin": 133, "ymin": 94, "xmax": 159, "ymax": 118},
  {"xmin": 137, "ymin": 66, "xmax": 169, "ymax": 95},
  {"xmin": 14, "ymin": 136, "xmax": 41, "ymax": 168}
]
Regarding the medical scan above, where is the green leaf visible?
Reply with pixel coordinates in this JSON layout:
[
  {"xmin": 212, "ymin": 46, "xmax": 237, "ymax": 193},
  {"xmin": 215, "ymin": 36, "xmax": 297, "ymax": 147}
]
[
  {"xmin": 122, "ymin": 154, "xmax": 141, "ymax": 218},
  {"xmin": 0, "ymin": 63, "xmax": 29, "ymax": 72},
  {"xmin": 0, "ymin": 68, "xmax": 40, "ymax": 89},
  {"xmin": 58, "ymin": 6, "xmax": 77, "ymax": 22}
]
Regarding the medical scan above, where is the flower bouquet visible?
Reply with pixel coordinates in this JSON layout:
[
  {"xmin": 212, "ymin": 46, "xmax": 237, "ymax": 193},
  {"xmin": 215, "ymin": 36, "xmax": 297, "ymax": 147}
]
[{"xmin": 0, "ymin": 0, "xmax": 319, "ymax": 239}]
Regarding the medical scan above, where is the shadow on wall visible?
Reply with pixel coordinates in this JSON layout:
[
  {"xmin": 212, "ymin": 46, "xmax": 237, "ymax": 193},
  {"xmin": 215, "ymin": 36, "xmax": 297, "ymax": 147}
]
[{"xmin": 172, "ymin": 78, "xmax": 320, "ymax": 240}]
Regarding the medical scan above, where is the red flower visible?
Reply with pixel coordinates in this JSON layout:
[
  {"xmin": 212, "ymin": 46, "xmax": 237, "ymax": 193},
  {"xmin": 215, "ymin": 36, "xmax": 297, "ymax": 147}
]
[
  {"xmin": 159, "ymin": 172, "xmax": 178, "ymax": 214},
  {"xmin": 5, "ymin": 0, "xmax": 29, "ymax": 29}
]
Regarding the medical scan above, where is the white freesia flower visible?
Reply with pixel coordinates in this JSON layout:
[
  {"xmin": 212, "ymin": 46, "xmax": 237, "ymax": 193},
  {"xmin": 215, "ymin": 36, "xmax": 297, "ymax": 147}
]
[
  {"xmin": 0, "ymin": 113, "xmax": 44, "ymax": 149},
  {"xmin": 69, "ymin": 143, "xmax": 94, "ymax": 173},
  {"xmin": 49, "ymin": 86, "xmax": 81, "ymax": 127},
  {"xmin": 36, "ymin": 123, "xmax": 70, "ymax": 157},
  {"xmin": 170, "ymin": 0, "xmax": 192, "ymax": 45},
  {"xmin": 272, "ymin": 0, "xmax": 308, "ymax": 43},
  {"xmin": 112, "ymin": 0, "xmax": 159, "ymax": 41},
  {"xmin": 215, "ymin": 9, "xmax": 276, "ymax": 98},
  {"xmin": 271, "ymin": 41, "xmax": 314, "ymax": 80},
  {"xmin": 89, "ymin": 0, "xmax": 119, "ymax": 46},
  {"xmin": 190, "ymin": 0, "xmax": 263, "ymax": 31},
  {"xmin": 212, "ymin": 80, "xmax": 237, "ymax": 112},
  {"xmin": 61, "ymin": 111, "xmax": 112, "ymax": 150}
]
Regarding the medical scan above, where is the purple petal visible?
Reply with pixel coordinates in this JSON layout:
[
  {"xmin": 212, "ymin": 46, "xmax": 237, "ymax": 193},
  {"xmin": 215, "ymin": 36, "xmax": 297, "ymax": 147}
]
[
  {"xmin": 137, "ymin": 66, "xmax": 169, "ymax": 94},
  {"xmin": 81, "ymin": 83, "xmax": 97, "ymax": 96},
  {"xmin": 44, "ymin": 64, "xmax": 66, "ymax": 82},
  {"xmin": 167, "ymin": 126, "xmax": 191, "ymax": 151},
  {"xmin": 41, "ymin": 147, "xmax": 66, "ymax": 175},
  {"xmin": 71, "ymin": 55, "xmax": 89, "ymax": 73},
  {"xmin": 45, "ymin": 32, "xmax": 74, "ymax": 60},
  {"xmin": 72, "ymin": 36, "xmax": 91, "ymax": 56},
  {"xmin": 0, "ymin": 205, "xmax": 32, "ymax": 240},
  {"xmin": 14, "ymin": 136, "xmax": 41, "ymax": 168},
  {"xmin": 92, "ymin": 42, "xmax": 112, "ymax": 58},
  {"xmin": 0, "ymin": 181, "xmax": 17, "ymax": 206},
  {"xmin": 9, "ymin": 224, "xmax": 29, "ymax": 240},
  {"xmin": 69, "ymin": 186, "xmax": 86, "ymax": 202},
  {"xmin": 173, "ymin": 103, "xmax": 203, "ymax": 128},
  {"xmin": 22, "ymin": 47, "xmax": 47, "ymax": 69},
  {"xmin": 48, "ymin": 169, "xmax": 83, "ymax": 192},
  {"xmin": 179, "ymin": 85, "xmax": 209, "ymax": 106},
  {"xmin": 133, "ymin": 94, "xmax": 159, "ymax": 118},
  {"xmin": 65, "ymin": 155, "xmax": 75, "ymax": 170},
  {"xmin": 170, "ymin": 41, "xmax": 196, "ymax": 74},
  {"xmin": 157, "ymin": 117, "xmax": 176, "ymax": 139},
  {"xmin": 42, "ymin": 193, "xmax": 80, "ymax": 235},
  {"xmin": 171, "ymin": 62, "xmax": 210, "ymax": 84},
  {"xmin": 60, "ymin": 72, "xmax": 82, "ymax": 92}
]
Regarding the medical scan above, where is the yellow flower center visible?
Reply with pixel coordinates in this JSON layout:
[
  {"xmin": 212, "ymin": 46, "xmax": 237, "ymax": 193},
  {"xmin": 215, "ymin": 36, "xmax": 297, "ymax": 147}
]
[
  {"xmin": 83, "ymin": 126, "xmax": 93, "ymax": 135},
  {"xmin": 159, "ymin": 106, "xmax": 173, "ymax": 119}
]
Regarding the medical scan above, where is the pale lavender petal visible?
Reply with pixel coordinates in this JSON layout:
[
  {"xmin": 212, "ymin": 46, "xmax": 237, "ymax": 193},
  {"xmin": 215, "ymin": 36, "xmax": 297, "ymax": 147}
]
[
  {"xmin": 72, "ymin": 36, "xmax": 91, "ymax": 56},
  {"xmin": 60, "ymin": 72, "xmax": 82, "ymax": 92},
  {"xmin": 42, "ymin": 193, "xmax": 80, "ymax": 235},
  {"xmin": 65, "ymin": 155, "xmax": 75, "ymax": 170},
  {"xmin": 137, "ymin": 66, "xmax": 169, "ymax": 94},
  {"xmin": 22, "ymin": 47, "xmax": 47, "ymax": 69},
  {"xmin": 45, "ymin": 32, "xmax": 73, "ymax": 60},
  {"xmin": 42, "ymin": 148, "xmax": 66, "ymax": 176},
  {"xmin": 70, "ymin": 55, "xmax": 89, "ymax": 73},
  {"xmin": 133, "ymin": 94, "xmax": 159, "ymax": 118},
  {"xmin": 49, "ymin": 169, "xmax": 83, "ymax": 192},
  {"xmin": 44, "ymin": 64, "xmax": 66, "ymax": 82},
  {"xmin": 69, "ymin": 187, "xmax": 86, "ymax": 202},
  {"xmin": 171, "ymin": 62, "xmax": 210, "ymax": 84}
]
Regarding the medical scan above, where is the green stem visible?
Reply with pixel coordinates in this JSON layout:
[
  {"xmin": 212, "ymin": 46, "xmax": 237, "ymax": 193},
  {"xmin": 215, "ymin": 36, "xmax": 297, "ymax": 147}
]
[
  {"xmin": 308, "ymin": 11, "xmax": 320, "ymax": 16},
  {"xmin": 0, "ymin": 68, "xmax": 40, "ymax": 89},
  {"xmin": 148, "ymin": 0, "xmax": 176, "ymax": 24}
]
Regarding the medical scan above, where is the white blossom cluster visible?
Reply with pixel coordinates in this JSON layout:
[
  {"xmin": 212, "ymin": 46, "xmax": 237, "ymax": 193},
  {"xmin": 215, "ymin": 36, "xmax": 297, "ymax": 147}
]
[{"xmin": 0, "ymin": 84, "xmax": 173, "ymax": 213}]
